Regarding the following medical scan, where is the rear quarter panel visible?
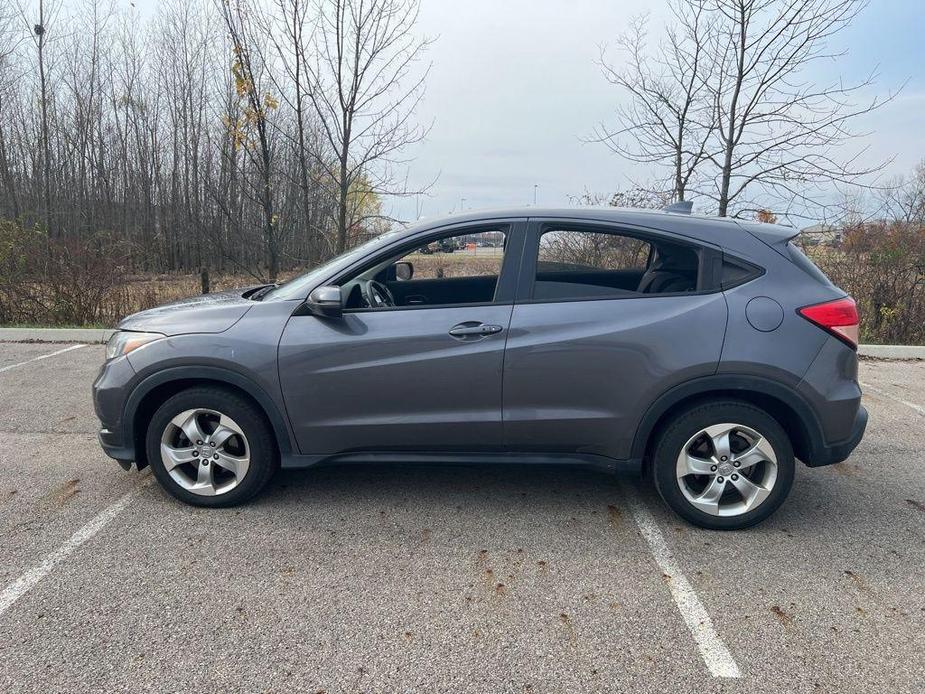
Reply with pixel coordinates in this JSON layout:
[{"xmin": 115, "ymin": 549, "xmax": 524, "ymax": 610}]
[
  {"xmin": 718, "ymin": 231, "xmax": 842, "ymax": 387},
  {"xmin": 718, "ymin": 229, "xmax": 862, "ymax": 447}
]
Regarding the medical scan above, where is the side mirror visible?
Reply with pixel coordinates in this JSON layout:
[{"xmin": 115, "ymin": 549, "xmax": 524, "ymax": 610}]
[
  {"xmin": 394, "ymin": 260, "xmax": 414, "ymax": 281},
  {"xmin": 306, "ymin": 285, "xmax": 343, "ymax": 319}
]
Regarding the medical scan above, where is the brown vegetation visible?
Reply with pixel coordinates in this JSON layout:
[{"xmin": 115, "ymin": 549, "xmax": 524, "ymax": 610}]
[
  {"xmin": 0, "ymin": 0, "xmax": 428, "ymax": 283},
  {"xmin": 803, "ymin": 222, "xmax": 925, "ymax": 345}
]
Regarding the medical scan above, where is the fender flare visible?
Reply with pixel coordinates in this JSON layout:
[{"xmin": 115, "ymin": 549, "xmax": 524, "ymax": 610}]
[
  {"xmin": 630, "ymin": 374, "xmax": 825, "ymax": 461},
  {"xmin": 123, "ymin": 365, "xmax": 294, "ymax": 457}
]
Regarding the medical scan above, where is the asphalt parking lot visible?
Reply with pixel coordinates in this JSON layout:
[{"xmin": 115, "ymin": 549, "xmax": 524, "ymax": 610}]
[{"xmin": 0, "ymin": 342, "xmax": 923, "ymax": 693}]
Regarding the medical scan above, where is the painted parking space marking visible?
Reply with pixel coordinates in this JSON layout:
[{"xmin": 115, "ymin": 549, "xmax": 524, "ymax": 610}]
[
  {"xmin": 0, "ymin": 479, "xmax": 149, "ymax": 619},
  {"xmin": 623, "ymin": 488, "xmax": 742, "ymax": 679},
  {"xmin": 860, "ymin": 381, "xmax": 924, "ymax": 416},
  {"xmin": 0, "ymin": 344, "xmax": 86, "ymax": 374}
]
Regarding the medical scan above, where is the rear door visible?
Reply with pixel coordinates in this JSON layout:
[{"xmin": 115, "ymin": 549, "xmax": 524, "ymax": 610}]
[{"xmin": 502, "ymin": 219, "xmax": 727, "ymax": 460}]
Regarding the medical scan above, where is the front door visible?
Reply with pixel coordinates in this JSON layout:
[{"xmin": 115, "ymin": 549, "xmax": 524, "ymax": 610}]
[{"xmin": 277, "ymin": 221, "xmax": 525, "ymax": 456}]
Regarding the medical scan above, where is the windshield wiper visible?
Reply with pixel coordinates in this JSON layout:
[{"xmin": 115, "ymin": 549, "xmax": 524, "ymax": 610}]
[{"xmin": 249, "ymin": 283, "xmax": 278, "ymax": 301}]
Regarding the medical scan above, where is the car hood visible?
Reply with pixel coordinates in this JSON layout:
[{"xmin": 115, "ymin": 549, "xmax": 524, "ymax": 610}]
[{"xmin": 117, "ymin": 287, "xmax": 259, "ymax": 336}]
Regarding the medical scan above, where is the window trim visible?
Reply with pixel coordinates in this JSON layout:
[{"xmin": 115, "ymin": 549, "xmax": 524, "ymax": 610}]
[
  {"xmin": 332, "ymin": 220, "xmax": 526, "ymax": 314},
  {"xmin": 516, "ymin": 219, "xmax": 720, "ymax": 305}
]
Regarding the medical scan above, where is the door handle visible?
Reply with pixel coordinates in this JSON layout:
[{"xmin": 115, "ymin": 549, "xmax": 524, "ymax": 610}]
[{"xmin": 448, "ymin": 322, "xmax": 503, "ymax": 338}]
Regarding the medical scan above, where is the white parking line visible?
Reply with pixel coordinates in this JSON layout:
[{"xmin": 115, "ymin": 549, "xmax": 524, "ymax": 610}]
[
  {"xmin": 0, "ymin": 481, "xmax": 148, "ymax": 619},
  {"xmin": 624, "ymin": 491, "xmax": 742, "ymax": 679},
  {"xmin": 860, "ymin": 381, "xmax": 924, "ymax": 416},
  {"xmin": 0, "ymin": 344, "xmax": 86, "ymax": 374}
]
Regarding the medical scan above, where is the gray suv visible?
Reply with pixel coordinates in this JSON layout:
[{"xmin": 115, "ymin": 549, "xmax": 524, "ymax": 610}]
[{"xmin": 93, "ymin": 206, "xmax": 867, "ymax": 529}]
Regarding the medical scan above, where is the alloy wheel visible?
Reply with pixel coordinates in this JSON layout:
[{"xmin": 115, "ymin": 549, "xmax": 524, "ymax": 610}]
[
  {"xmin": 675, "ymin": 422, "xmax": 778, "ymax": 517},
  {"xmin": 159, "ymin": 408, "xmax": 251, "ymax": 496}
]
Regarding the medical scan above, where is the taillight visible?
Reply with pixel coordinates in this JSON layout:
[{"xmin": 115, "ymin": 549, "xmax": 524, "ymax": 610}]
[{"xmin": 798, "ymin": 297, "xmax": 859, "ymax": 349}]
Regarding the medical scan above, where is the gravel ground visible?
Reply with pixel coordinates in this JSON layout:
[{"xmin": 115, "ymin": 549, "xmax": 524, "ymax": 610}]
[{"xmin": 0, "ymin": 343, "xmax": 922, "ymax": 693}]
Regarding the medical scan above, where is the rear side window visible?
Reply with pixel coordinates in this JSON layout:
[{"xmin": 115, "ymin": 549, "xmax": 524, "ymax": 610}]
[
  {"xmin": 532, "ymin": 228, "xmax": 700, "ymax": 301},
  {"xmin": 720, "ymin": 257, "xmax": 763, "ymax": 289},
  {"xmin": 787, "ymin": 242, "xmax": 833, "ymax": 286}
]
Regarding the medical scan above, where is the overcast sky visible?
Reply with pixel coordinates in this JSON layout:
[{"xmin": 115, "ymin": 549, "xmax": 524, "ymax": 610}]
[
  {"xmin": 127, "ymin": 0, "xmax": 925, "ymax": 223},
  {"xmin": 400, "ymin": 0, "xmax": 925, "ymax": 223}
]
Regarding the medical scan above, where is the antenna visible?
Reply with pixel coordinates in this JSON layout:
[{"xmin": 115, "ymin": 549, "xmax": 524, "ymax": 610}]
[{"xmin": 662, "ymin": 201, "xmax": 693, "ymax": 215}]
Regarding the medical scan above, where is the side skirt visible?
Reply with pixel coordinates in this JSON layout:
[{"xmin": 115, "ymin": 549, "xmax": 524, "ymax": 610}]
[{"xmin": 280, "ymin": 450, "xmax": 642, "ymax": 473}]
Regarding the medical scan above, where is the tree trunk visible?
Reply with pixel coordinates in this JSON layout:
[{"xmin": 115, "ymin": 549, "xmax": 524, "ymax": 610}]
[
  {"xmin": 37, "ymin": 0, "xmax": 52, "ymax": 235},
  {"xmin": 336, "ymin": 151, "xmax": 349, "ymax": 254}
]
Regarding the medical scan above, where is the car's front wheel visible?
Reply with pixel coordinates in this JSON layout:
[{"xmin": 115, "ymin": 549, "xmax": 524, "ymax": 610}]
[
  {"xmin": 145, "ymin": 387, "xmax": 278, "ymax": 507},
  {"xmin": 652, "ymin": 400, "xmax": 795, "ymax": 530}
]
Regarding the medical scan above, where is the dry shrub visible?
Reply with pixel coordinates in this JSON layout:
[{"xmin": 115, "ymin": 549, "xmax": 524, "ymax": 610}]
[
  {"xmin": 0, "ymin": 221, "xmax": 127, "ymax": 325},
  {"xmin": 803, "ymin": 221, "xmax": 925, "ymax": 345},
  {"xmin": 0, "ymin": 219, "xmax": 281, "ymax": 326},
  {"xmin": 409, "ymin": 253, "xmax": 503, "ymax": 279}
]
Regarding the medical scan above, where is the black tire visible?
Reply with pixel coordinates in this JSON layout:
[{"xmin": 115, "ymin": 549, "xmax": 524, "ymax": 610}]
[
  {"xmin": 651, "ymin": 399, "xmax": 795, "ymax": 530},
  {"xmin": 145, "ymin": 386, "xmax": 278, "ymax": 507}
]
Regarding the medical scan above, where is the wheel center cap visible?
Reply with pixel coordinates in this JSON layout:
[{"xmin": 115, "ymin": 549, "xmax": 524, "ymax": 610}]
[
  {"xmin": 718, "ymin": 462, "xmax": 735, "ymax": 476},
  {"xmin": 199, "ymin": 445, "xmax": 213, "ymax": 458}
]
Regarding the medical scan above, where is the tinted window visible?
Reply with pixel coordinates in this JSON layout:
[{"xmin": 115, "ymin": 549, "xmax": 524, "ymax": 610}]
[
  {"xmin": 533, "ymin": 229, "xmax": 699, "ymax": 300},
  {"xmin": 721, "ymin": 257, "xmax": 762, "ymax": 288},
  {"xmin": 400, "ymin": 230, "xmax": 505, "ymax": 280},
  {"xmin": 340, "ymin": 228, "xmax": 508, "ymax": 309}
]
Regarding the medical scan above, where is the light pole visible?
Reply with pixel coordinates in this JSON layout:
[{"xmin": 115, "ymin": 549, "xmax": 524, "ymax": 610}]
[{"xmin": 533, "ymin": 184, "xmax": 538, "ymax": 206}]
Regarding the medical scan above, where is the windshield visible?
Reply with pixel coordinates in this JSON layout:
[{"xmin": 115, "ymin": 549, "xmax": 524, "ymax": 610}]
[{"xmin": 262, "ymin": 229, "xmax": 404, "ymax": 301}]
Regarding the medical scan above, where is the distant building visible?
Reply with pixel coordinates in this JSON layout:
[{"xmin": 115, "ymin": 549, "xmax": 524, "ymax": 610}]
[{"xmin": 801, "ymin": 223, "xmax": 843, "ymax": 246}]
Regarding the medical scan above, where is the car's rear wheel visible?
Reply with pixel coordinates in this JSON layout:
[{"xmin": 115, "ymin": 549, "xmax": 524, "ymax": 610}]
[
  {"xmin": 145, "ymin": 387, "xmax": 278, "ymax": 507},
  {"xmin": 652, "ymin": 400, "xmax": 795, "ymax": 530}
]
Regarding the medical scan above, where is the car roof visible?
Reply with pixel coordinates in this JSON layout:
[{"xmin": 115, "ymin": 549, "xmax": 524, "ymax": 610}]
[
  {"xmin": 417, "ymin": 205, "xmax": 742, "ymax": 226},
  {"xmin": 406, "ymin": 206, "xmax": 766, "ymax": 250}
]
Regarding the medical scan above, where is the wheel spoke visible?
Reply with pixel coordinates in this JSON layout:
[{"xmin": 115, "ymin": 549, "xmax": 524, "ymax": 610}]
[
  {"xmin": 730, "ymin": 474, "xmax": 770, "ymax": 511},
  {"xmin": 689, "ymin": 476, "xmax": 726, "ymax": 516},
  {"xmin": 160, "ymin": 443, "xmax": 197, "ymax": 471},
  {"xmin": 214, "ymin": 451, "xmax": 249, "ymax": 479},
  {"xmin": 192, "ymin": 461, "xmax": 216, "ymax": 494},
  {"xmin": 172, "ymin": 410, "xmax": 206, "ymax": 445},
  {"xmin": 733, "ymin": 435, "xmax": 777, "ymax": 470},
  {"xmin": 677, "ymin": 451, "xmax": 716, "ymax": 478},
  {"xmin": 208, "ymin": 424, "xmax": 238, "ymax": 449},
  {"xmin": 706, "ymin": 425, "xmax": 733, "ymax": 461}
]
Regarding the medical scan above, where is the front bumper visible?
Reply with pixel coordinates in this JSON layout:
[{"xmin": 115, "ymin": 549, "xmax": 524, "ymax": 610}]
[
  {"xmin": 93, "ymin": 354, "xmax": 138, "ymax": 467},
  {"xmin": 804, "ymin": 405, "xmax": 868, "ymax": 467},
  {"xmin": 98, "ymin": 427, "xmax": 136, "ymax": 467}
]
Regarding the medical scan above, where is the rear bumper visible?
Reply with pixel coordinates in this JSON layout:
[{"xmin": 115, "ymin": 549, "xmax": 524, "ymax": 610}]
[{"xmin": 804, "ymin": 405, "xmax": 867, "ymax": 467}]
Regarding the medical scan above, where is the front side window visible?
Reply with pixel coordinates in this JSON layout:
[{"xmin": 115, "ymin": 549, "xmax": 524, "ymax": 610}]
[
  {"xmin": 341, "ymin": 228, "xmax": 507, "ymax": 310},
  {"xmin": 533, "ymin": 228, "xmax": 699, "ymax": 300}
]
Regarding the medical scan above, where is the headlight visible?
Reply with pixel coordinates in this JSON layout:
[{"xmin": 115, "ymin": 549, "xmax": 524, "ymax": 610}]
[{"xmin": 105, "ymin": 331, "xmax": 165, "ymax": 360}]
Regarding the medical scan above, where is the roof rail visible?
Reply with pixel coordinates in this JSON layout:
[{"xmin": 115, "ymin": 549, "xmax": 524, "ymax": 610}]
[{"xmin": 662, "ymin": 200, "xmax": 693, "ymax": 215}]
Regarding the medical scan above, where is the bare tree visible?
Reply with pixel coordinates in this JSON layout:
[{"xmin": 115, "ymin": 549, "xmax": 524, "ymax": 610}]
[
  {"xmin": 591, "ymin": 0, "xmax": 715, "ymax": 203},
  {"xmin": 592, "ymin": 0, "xmax": 896, "ymax": 220},
  {"xmin": 266, "ymin": 0, "xmax": 331, "ymax": 264},
  {"xmin": 0, "ymin": 0, "xmax": 433, "ymax": 318},
  {"xmin": 220, "ymin": 0, "xmax": 284, "ymax": 279},
  {"xmin": 880, "ymin": 161, "xmax": 925, "ymax": 225},
  {"xmin": 302, "ymin": 0, "xmax": 431, "ymax": 253},
  {"xmin": 702, "ymin": 0, "xmax": 895, "ymax": 218},
  {"xmin": 0, "ymin": 2, "xmax": 25, "ymax": 218},
  {"xmin": 570, "ymin": 186, "xmax": 671, "ymax": 209},
  {"xmin": 25, "ymin": 0, "xmax": 58, "ymax": 233}
]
